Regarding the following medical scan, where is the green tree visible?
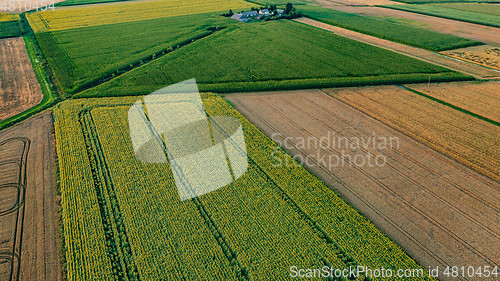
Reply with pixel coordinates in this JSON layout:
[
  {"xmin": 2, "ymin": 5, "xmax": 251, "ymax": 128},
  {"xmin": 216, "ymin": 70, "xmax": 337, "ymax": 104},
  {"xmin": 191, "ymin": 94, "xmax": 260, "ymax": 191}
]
[{"xmin": 285, "ymin": 3, "xmax": 293, "ymax": 14}]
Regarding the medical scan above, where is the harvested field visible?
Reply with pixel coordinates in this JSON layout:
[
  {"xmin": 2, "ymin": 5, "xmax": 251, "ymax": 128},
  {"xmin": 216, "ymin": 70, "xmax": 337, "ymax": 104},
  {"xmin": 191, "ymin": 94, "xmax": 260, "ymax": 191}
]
[
  {"xmin": 0, "ymin": 112, "xmax": 62, "ymax": 281},
  {"xmin": 295, "ymin": 17, "xmax": 500, "ymax": 79},
  {"xmin": 322, "ymin": 85, "xmax": 500, "ymax": 182},
  {"xmin": 226, "ymin": 89, "xmax": 500, "ymax": 280},
  {"xmin": 442, "ymin": 45, "xmax": 500, "ymax": 71},
  {"xmin": 406, "ymin": 81, "xmax": 500, "ymax": 123},
  {"xmin": 316, "ymin": 4, "xmax": 500, "ymax": 46},
  {"xmin": 0, "ymin": 37, "xmax": 43, "ymax": 122}
]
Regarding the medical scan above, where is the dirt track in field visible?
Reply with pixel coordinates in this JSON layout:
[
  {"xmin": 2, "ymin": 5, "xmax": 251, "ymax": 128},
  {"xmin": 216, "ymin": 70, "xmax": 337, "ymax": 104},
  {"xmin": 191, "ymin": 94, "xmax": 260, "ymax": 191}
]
[
  {"xmin": 0, "ymin": 112, "xmax": 62, "ymax": 281},
  {"xmin": 0, "ymin": 37, "xmax": 42, "ymax": 122},
  {"xmin": 294, "ymin": 17, "xmax": 500, "ymax": 79},
  {"xmin": 226, "ymin": 89, "xmax": 500, "ymax": 281},
  {"xmin": 313, "ymin": 2, "xmax": 500, "ymax": 46}
]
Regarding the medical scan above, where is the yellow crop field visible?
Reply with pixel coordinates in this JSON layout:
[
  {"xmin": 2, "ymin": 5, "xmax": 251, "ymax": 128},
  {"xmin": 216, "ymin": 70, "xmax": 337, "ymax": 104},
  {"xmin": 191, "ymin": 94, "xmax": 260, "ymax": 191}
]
[
  {"xmin": 53, "ymin": 93, "xmax": 431, "ymax": 280},
  {"xmin": 0, "ymin": 13, "xmax": 19, "ymax": 22},
  {"xmin": 27, "ymin": 0, "xmax": 252, "ymax": 32},
  {"xmin": 406, "ymin": 81, "xmax": 500, "ymax": 123},
  {"xmin": 326, "ymin": 85, "xmax": 500, "ymax": 182}
]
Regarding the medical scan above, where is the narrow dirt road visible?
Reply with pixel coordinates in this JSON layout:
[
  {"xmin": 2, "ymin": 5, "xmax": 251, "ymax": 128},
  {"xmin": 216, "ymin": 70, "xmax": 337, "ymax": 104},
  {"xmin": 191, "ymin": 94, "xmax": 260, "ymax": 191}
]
[{"xmin": 294, "ymin": 17, "xmax": 500, "ymax": 79}]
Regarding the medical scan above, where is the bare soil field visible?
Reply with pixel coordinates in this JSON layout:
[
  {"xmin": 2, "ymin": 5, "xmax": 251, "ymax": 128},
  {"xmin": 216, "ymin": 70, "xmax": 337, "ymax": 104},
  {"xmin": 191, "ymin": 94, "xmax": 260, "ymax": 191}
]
[
  {"xmin": 0, "ymin": 37, "xmax": 43, "ymax": 122},
  {"xmin": 0, "ymin": 112, "xmax": 62, "ymax": 281},
  {"xmin": 314, "ymin": 4, "xmax": 500, "ymax": 46},
  {"xmin": 295, "ymin": 17, "xmax": 500, "ymax": 79},
  {"xmin": 406, "ymin": 81, "xmax": 500, "ymax": 123},
  {"xmin": 226, "ymin": 89, "xmax": 500, "ymax": 280},
  {"xmin": 442, "ymin": 45, "xmax": 500, "ymax": 71}
]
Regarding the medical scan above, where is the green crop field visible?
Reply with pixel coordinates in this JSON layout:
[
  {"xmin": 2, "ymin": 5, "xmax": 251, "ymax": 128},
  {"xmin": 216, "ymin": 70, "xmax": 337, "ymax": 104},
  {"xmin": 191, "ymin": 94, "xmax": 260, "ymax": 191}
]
[
  {"xmin": 0, "ymin": 20, "xmax": 24, "ymax": 38},
  {"xmin": 431, "ymin": 3, "xmax": 500, "ymax": 16},
  {"xmin": 299, "ymin": 5, "xmax": 482, "ymax": 52},
  {"xmin": 54, "ymin": 93, "xmax": 433, "ymax": 280},
  {"xmin": 78, "ymin": 20, "xmax": 469, "ymax": 97},
  {"xmin": 384, "ymin": 3, "xmax": 500, "ymax": 27},
  {"xmin": 31, "ymin": 13, "xmax": 230, "ymax": 94}
]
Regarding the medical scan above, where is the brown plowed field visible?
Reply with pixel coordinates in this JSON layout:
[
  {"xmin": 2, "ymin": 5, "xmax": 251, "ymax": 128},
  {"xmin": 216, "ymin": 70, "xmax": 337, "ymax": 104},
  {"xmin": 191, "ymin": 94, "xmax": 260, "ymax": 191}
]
[
  {"xmin": 0, "ymin": 37, "xmax": 42, "ymax": 122},
  {"xmin": 294, "ymin": 18, "xmax": 500, "ymax": 80},
  {"xmin": 226, "ymin": 89, "xmax": 499, "ymax": 281},
  {"xmin": 0, "ymin": 112, "xmax": 62, "ymax": 281},
  {"xmin": 406, "ymin": 81, "xmax": 500, "ymax": 123}
]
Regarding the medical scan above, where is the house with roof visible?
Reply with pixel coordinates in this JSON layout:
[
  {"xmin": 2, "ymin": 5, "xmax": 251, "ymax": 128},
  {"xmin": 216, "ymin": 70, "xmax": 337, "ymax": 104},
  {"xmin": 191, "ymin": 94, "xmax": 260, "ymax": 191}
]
[
  {"xmin": 259, "ymin": 9, "xmax": 270, "ymax": 16},
  {"xmin": 231, "ymin": 10, "xmax": 259, "ymax": 22}
]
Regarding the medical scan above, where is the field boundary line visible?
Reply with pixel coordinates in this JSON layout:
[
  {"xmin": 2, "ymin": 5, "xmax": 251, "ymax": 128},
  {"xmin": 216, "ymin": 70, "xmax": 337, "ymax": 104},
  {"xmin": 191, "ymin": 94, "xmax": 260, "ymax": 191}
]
[{"xmin": 399, "ymin": 85, "xmax": 500, "ymax": 126}]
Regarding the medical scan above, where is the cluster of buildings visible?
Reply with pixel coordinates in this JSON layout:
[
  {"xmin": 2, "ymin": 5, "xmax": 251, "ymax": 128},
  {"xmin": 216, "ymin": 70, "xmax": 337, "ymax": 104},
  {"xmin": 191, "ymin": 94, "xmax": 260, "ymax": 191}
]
[{"xmin": 231, "ymin": 8, "xmax": 286, "ymax": 22}]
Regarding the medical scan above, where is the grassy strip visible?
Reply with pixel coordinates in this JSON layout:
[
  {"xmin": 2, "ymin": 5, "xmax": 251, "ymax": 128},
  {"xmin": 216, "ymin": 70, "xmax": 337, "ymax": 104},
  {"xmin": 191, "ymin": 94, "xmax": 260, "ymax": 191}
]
[
  {"xmin": 400, "ymin": 85, "xmax": 500, "ymax": 126},
  {"xmin": 382, "ymin": 4, "xmax": 500, "ymax": 27},
  {"xmin": 299, "ymin": 5, "xmax": 483, "ymax": 51}
]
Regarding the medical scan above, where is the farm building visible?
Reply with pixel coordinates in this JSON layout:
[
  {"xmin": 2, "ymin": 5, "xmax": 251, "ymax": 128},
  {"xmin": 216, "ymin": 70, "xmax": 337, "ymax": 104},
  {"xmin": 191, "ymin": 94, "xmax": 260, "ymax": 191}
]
[
  {"xmin": 259, "ymin": 9, "xmax": 270, "ymax": 16},
  {"xmin": 231, "ymin": 11, "xmax": 259, "ymax": 22}
]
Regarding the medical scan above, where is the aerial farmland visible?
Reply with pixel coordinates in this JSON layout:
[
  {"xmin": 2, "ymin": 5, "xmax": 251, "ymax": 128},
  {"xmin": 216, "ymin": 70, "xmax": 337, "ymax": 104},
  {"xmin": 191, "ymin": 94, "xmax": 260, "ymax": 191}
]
[{"xmin": 0, "ymin": 0, "xmax": 498, "ymax": 280}]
